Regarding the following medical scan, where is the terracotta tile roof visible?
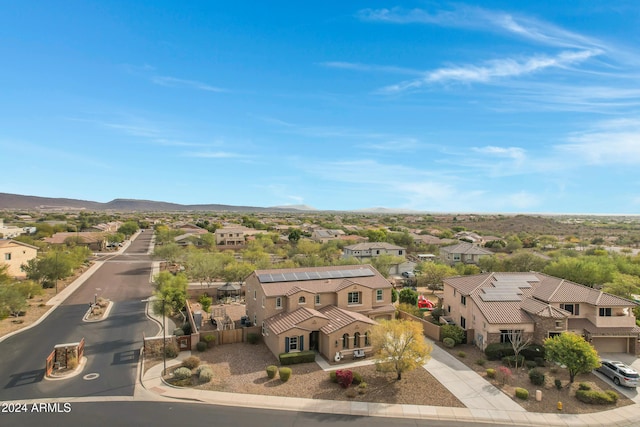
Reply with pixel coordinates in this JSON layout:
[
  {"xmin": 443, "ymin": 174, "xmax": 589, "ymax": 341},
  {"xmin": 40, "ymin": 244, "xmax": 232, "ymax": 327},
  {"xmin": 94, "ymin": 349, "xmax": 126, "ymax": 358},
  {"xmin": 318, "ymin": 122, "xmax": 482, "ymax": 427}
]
[
  {"xmin": 343, "ymin": 242, "xmax": 405, "ymax": 251},
  {"xmin": 44, "ymin": 232, "xmax": 106, "ymax": 244},
  {"xmin": 264, "ymin": 307, "xmax": 329, "ymax": 335},
  {"xmin": 0, "ymin": 239, "xmax": 39, "ymax": 250},
  {"xmin": 444, "ymin": 273, "xmax": 494, "ymax": 295},
  {"xmin": 251, "ymin": 265, "xmax": 392, "ymax": 298},
  {"xmin": 521, "ymin": 298, "xmax": 569, "ymax": 319},
  {"xmin": 440, "ymin": 241, "xmax": 493, "ymax": 255},
  {"xmin": 532, "ymin": 273, "xmax": 637, "ymax": 306},
  {"xmin": 367, "ymin": 304, "xmax": 396, "ymax": 315},
  {"xmin": 318, "ymin": 305, "xmax": 376, "ymax": 334},
  {"xmin": 568, "ymin": 318, "xmax": 640, "ymax": 337}
]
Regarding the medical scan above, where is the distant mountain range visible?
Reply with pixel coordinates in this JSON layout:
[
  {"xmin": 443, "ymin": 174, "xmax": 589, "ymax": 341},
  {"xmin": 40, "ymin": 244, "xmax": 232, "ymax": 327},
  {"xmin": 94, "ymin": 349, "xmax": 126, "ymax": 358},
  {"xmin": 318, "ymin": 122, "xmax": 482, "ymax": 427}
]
[{"xmin": 0, "ymin": 192, "xmax": 318, "ymax": 213}]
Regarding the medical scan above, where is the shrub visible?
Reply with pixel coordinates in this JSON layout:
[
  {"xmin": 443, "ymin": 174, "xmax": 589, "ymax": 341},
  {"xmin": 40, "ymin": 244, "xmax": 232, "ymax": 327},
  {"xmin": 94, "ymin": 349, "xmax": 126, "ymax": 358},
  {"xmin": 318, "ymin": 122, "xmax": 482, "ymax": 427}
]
[
  {"xmin": 173, "ymin": 328, "xmax": 184, "ymax": 336},
  {"xmin": 549, "ymin": 366, "xmax": 558, "ymax": 374},
  {"xmin": 165, "ymin": 342, "xmax": 179, "ymax": 358},
  {"xmin": 345, "ymin": 388, "xmax": 357, "ymax": 398},
  {"xmin": 198, "ymin": 367, "xmax": 213, "ymax": 383},
  {"xmin": 476, "ymin": 358, "xmax": 486, "ymax": 366},
  {"xmin": 203, "ymin": 334, "xmax": 216, "ymax": 347},
  {"xmin": 525, "ymin": 360, "xmax": 537, "ymax": 370},
  {"xmin": 352, "ymin": 371, "xmax": 363, "ymax": 385},
  {"xmin": 555, "ymin": 378, "xmax": 562, "ymax": 390},
  {"xmin": 443, "ymin": 337, "xmax": 455, "ymax": 348},
  {"xmin": 198, "ymin": 294, "xmax": 212, "ymax": 313},
  {"xmin": 397, "ymin": 302, "xmax": 423, "ymax": 318},
  {"xmin": 266, "ymin": 365, "xmax": 278, "ymax": 379},
  {"xmin": 279, "ymin": 350, "xmax": 316, "ymax": 365},
  {"xmin": 457, "ymin": 351, "xmax": 466, "ymax": 358},
  {"xmin": 357, "ymin": 382, "xmax": 367, "ymax": 394},
  {"xmin": 521, "ymin": 344, "xmax": 545, "ymax": 360},
  {"xmin": 181, "ymin": 322, "xmax": 192, "ymax": 335},
  {"xmin": 575, "ymin": 389, "xmax": 618, "ymax": 405},
  {"xmin": 578, "ymin": 382, "xmax": 591, "ymax": 391},
  {"xmin": 336, "ymin": 369, "xmax": 354, "ymax": 388},
  {"xmin": 484, "ymin": 343, "xmax": 514, "ymax": 360},
  {"xmin": 486, "ymin": 368, "xmax": 496, "ymax": 379},
  {"xmin": 173, "ymin": 367, "xmax": 192, "ymax": 380},
  {"xmin": 247, "ymin": 333, "xmax": 260, "ymax": 344},
  {"xmin": 196, "ymin": 341, "xmax": 207, "ymax": 352},
  {"xmin": 515, "ymin": 388, "xmax": 529, "ymax": 400},
  {"xmin": 279, "ymin": 367, "xmax": 292, "ymax": 382},
  {"xmin": 182, "ymin": 356, "xmax": 201, "ymax": 369},
  {"xmin": 329, "ymin": 371, "xmax": 338, "ymax": 383},
  {"xmin": 528, "ymin": 369, "xmax": 545, "ymax": 386},
  {"xmin": 441, "ymin": 324, "xmax": 465, "ymax": 345},
  {"xmin": 534, "ymin": 357, "xmax": 546, "ymax": 367},
  {"xmin": 497, "ymin": 366, "xmax": 512, "ymax": 385},
  {"xmin": 501, "ymin": 355, "xmax": 525, "ymax": 368}
]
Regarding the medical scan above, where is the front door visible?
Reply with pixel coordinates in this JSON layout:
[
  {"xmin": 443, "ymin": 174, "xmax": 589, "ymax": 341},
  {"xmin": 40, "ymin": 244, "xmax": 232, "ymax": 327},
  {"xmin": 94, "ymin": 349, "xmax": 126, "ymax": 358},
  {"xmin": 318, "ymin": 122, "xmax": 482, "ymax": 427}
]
[{"xmin": 309, "ymin": 331, "xmax": 319, "ymax": 351}]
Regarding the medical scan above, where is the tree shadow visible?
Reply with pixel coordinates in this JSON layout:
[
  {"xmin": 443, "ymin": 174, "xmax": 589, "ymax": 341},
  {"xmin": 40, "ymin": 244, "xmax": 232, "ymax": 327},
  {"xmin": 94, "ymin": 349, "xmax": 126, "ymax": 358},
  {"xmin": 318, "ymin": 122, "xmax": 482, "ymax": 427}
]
[{"xmin": 4, "ymin": 369, "xmax": 45, "ymax": 388}]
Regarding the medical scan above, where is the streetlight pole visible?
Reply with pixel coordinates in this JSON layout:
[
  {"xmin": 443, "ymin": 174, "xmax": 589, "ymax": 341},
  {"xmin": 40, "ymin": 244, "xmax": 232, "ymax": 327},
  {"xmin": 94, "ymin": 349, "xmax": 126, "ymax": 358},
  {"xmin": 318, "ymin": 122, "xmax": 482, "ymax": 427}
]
[{"xmin": 54, "ymin": 251, "xmax": 59, "ymax": 294}]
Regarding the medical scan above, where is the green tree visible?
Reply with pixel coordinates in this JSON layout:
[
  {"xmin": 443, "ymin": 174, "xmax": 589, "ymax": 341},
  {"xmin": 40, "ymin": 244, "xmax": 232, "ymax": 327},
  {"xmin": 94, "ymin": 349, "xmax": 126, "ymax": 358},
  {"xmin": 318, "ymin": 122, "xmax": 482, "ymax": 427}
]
[
  {"xmin": 288, "ymin": 229, "xmax": 301, "ymax": 244},
  {"xmin": 153, "ymin": 242, "xmax": 184, "ymax": 267},
  {"xmin": 118, "ymin": 221, "xmax": 139, "ymax": 237},
  {"xmin": 371, "ymin": 319, "xmax": 432, "ymax": 380},
  {"xmin": 152, "ymin": 271, "xmax": 188, "ymax": 317},
  {"xmin": 543, "ymin": 257, "xmax": 615, "ymax": 287},
  {"xmin": 367, "ymin": 229, "xmax": 387, "ymax": 242},
  {"xmin": 370, "ymin": 254, "xmax": 404, "ymax": 278},
  {"xmin": 398, "ymin": 288, "xmax": 418, "ymax": 306},
  {"xmin": 415, "ymin": 263, "xmax": 457, "ymax": 290},
  {"xmin": 603, "ymin": 273, "xmax": 640, "ymax": 300},
  {"xmin": 544, "ymin": 332, "xmax": 600, "ymax": 383}
]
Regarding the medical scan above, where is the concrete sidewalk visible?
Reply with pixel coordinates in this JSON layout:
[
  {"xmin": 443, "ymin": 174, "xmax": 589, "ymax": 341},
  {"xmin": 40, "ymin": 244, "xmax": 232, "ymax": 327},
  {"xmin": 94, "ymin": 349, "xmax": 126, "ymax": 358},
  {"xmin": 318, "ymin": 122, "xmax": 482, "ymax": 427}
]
[{"xmin": 138, "ymin": 341, "xmax": 640, "ymax": 426}]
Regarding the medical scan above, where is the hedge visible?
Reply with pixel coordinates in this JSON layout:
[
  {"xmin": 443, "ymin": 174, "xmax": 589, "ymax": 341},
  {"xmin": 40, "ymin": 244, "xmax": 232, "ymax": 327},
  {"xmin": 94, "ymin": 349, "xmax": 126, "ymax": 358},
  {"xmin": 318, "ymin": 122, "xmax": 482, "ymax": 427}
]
[
  {"xmin": 515, "ymin": 388, "xmax": 529, "ymax": 400},
  {"xmin": 575, "ymin": 389, "xmax": 618, "ymax": 405},
  {"xmin": 279, "ymin": 350, "xmax": 316, "ymax": 365},
  {"xmin": 485, "ymin": 343, "xmax": 514, "ymax": 360}
]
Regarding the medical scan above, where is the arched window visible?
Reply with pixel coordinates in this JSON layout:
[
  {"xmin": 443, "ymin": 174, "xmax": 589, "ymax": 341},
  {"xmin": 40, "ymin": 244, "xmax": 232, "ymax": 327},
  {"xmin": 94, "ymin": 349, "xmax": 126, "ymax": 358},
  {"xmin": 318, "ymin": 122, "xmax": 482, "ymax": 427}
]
[
  {"xmin": 342, "ymin": 333, "xmax": 349, "ymax": 349},
  {"xmin": 298, "ymin": 296, "xmax": 306, "ymax": 304},
  {"xmin": 364, "ymin": 331, "xmax": 370, "ymax": 346},
  {"xmin": 354, "ymin": 332, "xmax": 361, "ymax": 348}
]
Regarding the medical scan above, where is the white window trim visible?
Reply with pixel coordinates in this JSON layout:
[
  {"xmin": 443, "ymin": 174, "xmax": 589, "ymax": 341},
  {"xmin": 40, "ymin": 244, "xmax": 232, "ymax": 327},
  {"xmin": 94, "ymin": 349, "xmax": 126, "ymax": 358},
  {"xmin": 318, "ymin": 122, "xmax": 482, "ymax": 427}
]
[{"xmin": 376, "ymin": 289, "xmax": 383, "ymax": 302}]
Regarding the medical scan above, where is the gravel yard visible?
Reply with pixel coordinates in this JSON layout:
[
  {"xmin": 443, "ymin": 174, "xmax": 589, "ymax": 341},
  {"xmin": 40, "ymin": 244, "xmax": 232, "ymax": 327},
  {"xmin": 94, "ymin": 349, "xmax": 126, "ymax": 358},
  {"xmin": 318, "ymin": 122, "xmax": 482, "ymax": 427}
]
[{"xmin": 161, "ymin": 342, "xmax": 464, "ymax": 407}]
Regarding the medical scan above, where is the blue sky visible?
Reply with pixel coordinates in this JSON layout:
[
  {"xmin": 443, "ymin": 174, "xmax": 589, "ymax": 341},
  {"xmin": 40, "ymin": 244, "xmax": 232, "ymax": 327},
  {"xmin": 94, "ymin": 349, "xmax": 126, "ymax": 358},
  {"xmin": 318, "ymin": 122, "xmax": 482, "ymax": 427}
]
[{"xmin": 1, "ymin": 1, "xmax": 640, "ymax": 214}]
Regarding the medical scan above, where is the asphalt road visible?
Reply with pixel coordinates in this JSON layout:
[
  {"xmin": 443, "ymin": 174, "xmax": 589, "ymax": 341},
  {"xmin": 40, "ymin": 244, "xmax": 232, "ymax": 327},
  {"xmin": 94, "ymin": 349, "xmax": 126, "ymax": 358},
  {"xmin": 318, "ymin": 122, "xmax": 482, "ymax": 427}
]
[
  {"xmin": 0, "ymin": 401, "xmax": 517, "ymax": 427},
  {"xmin": 0, "ymin": 232, "xmax": 158, "ymax": 401}
]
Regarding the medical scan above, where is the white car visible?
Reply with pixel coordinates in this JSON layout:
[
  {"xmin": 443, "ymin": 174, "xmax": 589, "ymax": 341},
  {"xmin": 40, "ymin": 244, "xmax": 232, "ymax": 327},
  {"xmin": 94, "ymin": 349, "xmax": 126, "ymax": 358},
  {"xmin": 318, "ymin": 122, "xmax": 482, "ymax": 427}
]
[
  {"xmin": 401, "ymin": 271, "xmax": 415, "ymax": 278},
  {"xmin": 596, "ymin": 360, "xmax": 639, "ymax": 388}
]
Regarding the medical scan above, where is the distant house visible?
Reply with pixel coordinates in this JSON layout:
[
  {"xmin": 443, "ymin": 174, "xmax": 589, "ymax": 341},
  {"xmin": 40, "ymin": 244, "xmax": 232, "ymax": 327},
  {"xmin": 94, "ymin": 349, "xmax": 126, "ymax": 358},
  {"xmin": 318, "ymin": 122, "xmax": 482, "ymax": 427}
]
[
  {"xmin": 0, "ymin": 219, "xmax": 24, "ymax": 239},
  {"xmin": 311, "ymin": 229, "xmax": 345, "ymax": 243},
  {"xmin": 87, "ymin": 221, "xmax": 123, "ymax": 233},
  {"xmin": 440, "ymin": 242, "xmax": 492, "ymax": 265},
  {"xmin": 214, "ymin": 227, "xmax": 248, "ymax": 245},
  {"xmin": 245, "ymin": 265, "xmax": 395, "ymax": 360},
  {"xmin": 44, "ymin": 232, "xmax": 107, "ymax": 252},
  {"xmin": 342, "ymin": 242, "xmax": 406, "ymax": 261},
  {"xmin": 443, "ymin": 272, "xmax": 640, "ymax": 355},
  {"xmin": 0, "ymin": 239, "xmax": 38, "ymax": 278}
]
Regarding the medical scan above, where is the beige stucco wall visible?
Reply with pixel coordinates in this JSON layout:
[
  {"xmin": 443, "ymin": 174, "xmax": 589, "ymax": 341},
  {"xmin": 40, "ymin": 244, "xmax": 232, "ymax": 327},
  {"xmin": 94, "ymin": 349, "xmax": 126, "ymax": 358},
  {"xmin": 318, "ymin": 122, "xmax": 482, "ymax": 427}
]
[{"xmin": 0, "ymin": 241, "xmax": 37, "ymax": 278}]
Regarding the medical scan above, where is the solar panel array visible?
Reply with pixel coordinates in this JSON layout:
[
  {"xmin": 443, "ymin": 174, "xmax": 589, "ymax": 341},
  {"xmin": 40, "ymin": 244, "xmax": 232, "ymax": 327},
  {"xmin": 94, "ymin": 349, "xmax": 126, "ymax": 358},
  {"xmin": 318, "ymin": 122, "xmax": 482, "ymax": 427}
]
[
  {"xmin": 257, "ymin": 268, "xmax": 375, "ymax": 283},
  {"xmin": 479, "ymin": 274, "xmax": 538, "ymax": 302}
]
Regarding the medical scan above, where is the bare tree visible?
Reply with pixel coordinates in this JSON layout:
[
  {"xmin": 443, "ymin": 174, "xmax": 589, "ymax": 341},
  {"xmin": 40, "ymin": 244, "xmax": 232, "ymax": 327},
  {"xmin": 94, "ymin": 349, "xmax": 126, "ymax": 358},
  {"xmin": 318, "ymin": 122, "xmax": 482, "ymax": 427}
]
[{"xmin": 508, "ymin": 330, "xmax": 531, "ymax": 373}]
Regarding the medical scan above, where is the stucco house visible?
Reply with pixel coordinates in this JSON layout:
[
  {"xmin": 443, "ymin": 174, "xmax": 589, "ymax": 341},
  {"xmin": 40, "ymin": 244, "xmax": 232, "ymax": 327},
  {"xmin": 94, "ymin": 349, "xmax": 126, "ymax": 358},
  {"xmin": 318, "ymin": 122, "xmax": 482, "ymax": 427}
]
[
  {"xmin": 311, "ymin": 229, "xmax": 345, "ymax": 243},
  {"xmin": 0, "ymin": 239, "xmax": 38, "ymax": 278},
  {"xmin": 214, "ymin": 227, "xmax": 246, "ymax": 245},
  {"xmin": 342, "ymin": 242, "xmax": 406, "ymax": 261},
  {"xmin": 245, "ymin": 265, "xmax": 395, "ymax": 361},
  {"xmin": 443, "ymin": 272, "xmax": 640, "ymax": 355},
  {"xmin": 440, "ymin": 241, "xmax": 492, "ymax": 266}
]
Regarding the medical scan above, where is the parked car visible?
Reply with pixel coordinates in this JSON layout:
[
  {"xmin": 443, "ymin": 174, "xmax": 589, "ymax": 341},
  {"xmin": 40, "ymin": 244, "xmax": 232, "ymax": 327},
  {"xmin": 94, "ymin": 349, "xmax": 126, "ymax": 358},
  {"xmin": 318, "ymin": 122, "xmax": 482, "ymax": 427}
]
[
  {"xmin": 596, "ymin": 360, "xmax": 639, "ymax": 388},
  {"xmin": 401, "ymin": 271, "xmax": 415, "ymax": 278}
]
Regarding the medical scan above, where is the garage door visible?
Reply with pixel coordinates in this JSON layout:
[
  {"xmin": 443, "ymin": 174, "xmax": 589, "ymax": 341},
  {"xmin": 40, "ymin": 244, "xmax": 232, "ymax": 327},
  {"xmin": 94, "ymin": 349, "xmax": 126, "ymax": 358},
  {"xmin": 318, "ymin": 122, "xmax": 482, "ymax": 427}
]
[{"xmin": 591, "ymin": 337, "xmax": 628, "ymax": 353}]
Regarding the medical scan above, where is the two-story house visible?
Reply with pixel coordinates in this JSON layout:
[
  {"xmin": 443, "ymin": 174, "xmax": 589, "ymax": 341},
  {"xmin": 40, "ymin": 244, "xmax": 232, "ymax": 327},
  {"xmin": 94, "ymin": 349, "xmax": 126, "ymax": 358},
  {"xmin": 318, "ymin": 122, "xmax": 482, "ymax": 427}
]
[
  {"xmin": 440, "ymin": 242, "xmax": 493, "ymax": 266},
  {"xmin": 342, "ymin": 242, "xmax": 406, "ymax": 260},
  {"xmin": 245, "ymin": 265, "xmax": 395, "ymax": 360},
  {"xmin": 443, "ymin": 272, "xmax": 640, "ymax": 355},
  {"xmin": 0, "ymin": 239, "xmax": 38, "ymax": 278},
  {"xmin": 214, "ymin": 227, "xmax": 246, "ymax": 245}
]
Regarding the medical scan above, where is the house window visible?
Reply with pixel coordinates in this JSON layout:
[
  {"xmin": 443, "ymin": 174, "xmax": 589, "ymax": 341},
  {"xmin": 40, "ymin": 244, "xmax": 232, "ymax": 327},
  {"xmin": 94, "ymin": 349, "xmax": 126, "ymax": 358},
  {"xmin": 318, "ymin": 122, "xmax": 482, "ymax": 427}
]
[
  {"xmin": 342, "ymin": 333, "xmax": 349, "ymax": 349},
  {"xmin": 315, "ymin": 294, "xmax": 320, "ymax": 305},
  {"xmin": 261, "ymin": 322, "xmax": 266, "ymax": 336},
  {"xmin": 499, "ymin": 329, "xmax": 523, "ymax": 343},
  {"xmin": 599, "ymin": 307, "xmax": 612, "ymax": 317},
  {"xmin": 276, "ymin": 297, "xmax": 282, "ymax": 309},
  {"xmin": 376, "ymin": 289, "xmax": 383, "ymax": 302},
  {"xmin": 298, "ymin": 296, "xmax": 306, "ymax": 304},
  {"xmin": 253, "ymin": 290, "xmax": 256, "ymax": 300},
  {"xmin": 253, "ymin": 314, "xmax": 257, "ymax": 326},
  {"xmin": 555, "ymin": 320, "xmax": 563, "ymax": 328},
  {"xmin": 4, "ymin": 253, "xmax": 10, "ymax": 261},
  {"xmin": 560, "ymin": 303, "xmax": 579, "ymax": 315},
  {"xmin": 364, "ymin": 331, "xmax": 370, "ymax": 346},
  {"xmin": 460, "ymin": 316, "xmax": 466, "ymax": 329},
  {"xmin": 453, "ymin": 254, "xmax": 461, "ymax": 261},
  {"xmin": 399, "ymin": 250, "xmax": 403, "ymax": 255},
  {"xmin": 354, "ymin": 332, "xmax": 361, "ymax": 347},
  {"xmin": 460, "ymin": 295, "xmax": 466, "ymax": 306},
  {"xmin": 453, "ymin": 289, "xmax": 456, "ymax": 296},
  {"xmin": 447, "ymin": 305, "xmax": 451, "ymax": 313},
  {"xmin": 348, "ymin": 292, "xmax": 361, "ymax": 305},
  {"xmin": 289, "ymin": 336, "xmax": 298, "ymax": 351},
  {"xmin": 261, "ymin": 296, "xmax": 265, "ymax": 308}
]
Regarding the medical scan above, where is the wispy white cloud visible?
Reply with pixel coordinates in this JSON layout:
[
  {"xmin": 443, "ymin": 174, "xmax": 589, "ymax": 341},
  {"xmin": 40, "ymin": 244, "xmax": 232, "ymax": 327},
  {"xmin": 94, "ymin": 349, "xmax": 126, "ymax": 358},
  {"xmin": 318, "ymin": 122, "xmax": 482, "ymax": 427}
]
[
  {"xmin": 472, "ymin": 146, "xmax": 526, "ymax": 162},
  {"xmin": 182, "ymin": 151, "xmax": 246, "ymax": 159},
  {"xmin": 319, "ymin": 61, "xmax": 423, "ymax": 76},
  {"xmin": 556, "ymin": 118, "xmax": 640, "ymax": 165},
  {"xmin": 379, "ymin": 49, "xmax": 599, "ymax": 92},
  {"xmin": 359, "ymin": 138, "xmax": 421, "ymax": 152},
  {"xmin": 151, "ymin": 76, "xmax": 227, "ymax": 92},
  {"xmin": 357, "ymin": 6, "xmax": 605, "ymax": 50}
]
